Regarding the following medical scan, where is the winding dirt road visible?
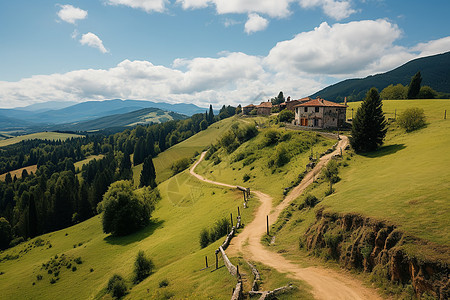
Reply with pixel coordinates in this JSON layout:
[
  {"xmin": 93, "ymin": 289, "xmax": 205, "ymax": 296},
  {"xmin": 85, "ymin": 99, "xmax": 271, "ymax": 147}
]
[{"xmin": 190, "ymin": 135, "xmax": 382, "ymax": 300}]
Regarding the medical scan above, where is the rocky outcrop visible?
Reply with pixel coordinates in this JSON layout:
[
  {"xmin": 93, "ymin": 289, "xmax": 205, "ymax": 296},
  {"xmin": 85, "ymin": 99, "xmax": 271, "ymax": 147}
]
[{"xmin": 304, "ymin": 210, "xmax": 449, "ymax": 299}]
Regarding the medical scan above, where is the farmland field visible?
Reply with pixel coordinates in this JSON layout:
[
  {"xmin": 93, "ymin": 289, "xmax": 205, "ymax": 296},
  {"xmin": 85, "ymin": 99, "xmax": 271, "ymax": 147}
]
[{"xmin": 0, "ymin": 132, "xmax": 84, "ymax": 148}]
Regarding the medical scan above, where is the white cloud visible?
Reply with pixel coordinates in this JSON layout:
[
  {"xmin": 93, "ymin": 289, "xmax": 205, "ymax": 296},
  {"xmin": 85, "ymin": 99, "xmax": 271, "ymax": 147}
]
[
  {"xmin": 1, "ymin": 19, "xmax": 448, "ymax": 109},
  {"xmin": 71, "ymin": 29, "xmax": 79, "ymax": 39},
  {"xmin": 177, "ymin": 0, "xmax": 292, "ymax": 18},
  {"xmin": 223, "ymin": 18, "xmax": 241, "ymax": 27},
  {"xmin": 106, "ymin": 0, "xmax": 168, "ymax": 13},
  {"xmin": 266, "ymin": 20, "xmax": 402, "ymax": 76},
  {"xmin": 79, "ymin": 33, "xmax": 109, "ymax": 53},
  {"xmin": 245, "ymin": 14, "xmax": 269, "ymax": 34},
  {"xmin": 412, "ymin": 36, "xmax": 450, "ymax": 57},
  {"xmin": 299, "ymin": 0, "xmax": 356, "ymax": 20},
  {"xmin": 57, "ymin": 4, "xmax": 88, "ymax": 24}
]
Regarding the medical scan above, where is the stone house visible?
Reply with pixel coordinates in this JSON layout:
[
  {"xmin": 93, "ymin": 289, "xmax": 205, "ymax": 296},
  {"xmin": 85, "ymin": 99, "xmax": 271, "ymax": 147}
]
[
  {"xmin": 256, "ymin": 101, "xmax": 272, "ymax": 115},
  {"xmin": 242, "ymin": 104, "xmax": 256, "ymax": 115},
  {"xmin": 294, "ymin": 98, "xmax": 347, "ymax": 128}
]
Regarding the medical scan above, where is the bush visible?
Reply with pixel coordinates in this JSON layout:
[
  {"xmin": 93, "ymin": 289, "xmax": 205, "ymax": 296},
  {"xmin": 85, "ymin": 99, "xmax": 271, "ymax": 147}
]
[
  {"xmin": 107, "ymin": 274, "xmax": 127, "ymax": 299},
  {"xmin": 278, "ymin": 110, "xmax": 294, "ymax": 123},
  {"xmin": 199, "ymin": 228, "xmax": 210, "ymax": 248},
  {"xmin": 304, "ymin": 194, "xmax": 318, "ymax": 207},
  {"xmin": 397, "ymin": 107, "xmax": 426, "ymax": 132},
  {"xmin": 159, "ymin": 279, "xmax": 169, "ymax": 288},
  {"xmin": 262, "ymin": 130, "xmax": 280, "ymax": 147},
  {"xmin": 243, "ymin": 174, "xmax": 250, "ymax": 182},
  {"xmin": 133, "ymin": 250, "xmax": 154, "ymax": 284},
  {"xmin": 0, "ymin": 217, "xmax": 12, "ymax": 250},
  {"xmin": 171, "ymin": 158, "xmax": 190, "ymax": 175},
  {"xmin": 99, "ymin": 181, "xmax": 155, "ymax": 236}
]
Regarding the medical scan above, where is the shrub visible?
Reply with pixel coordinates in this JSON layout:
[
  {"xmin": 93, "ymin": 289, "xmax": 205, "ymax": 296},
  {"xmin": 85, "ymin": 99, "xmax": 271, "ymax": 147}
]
[
  {"xmin": 107, "ymin": 274, "xmax": 127, "ymax": 299},
  {"xmin": 171, "ymin": 158, "xmax": 190, "ymax": 175},
  {"xmin": 397, "ymin": 107, "xmax": 426, "ymax": 132},
  {"xmin": 0, "ymin": 217, "xmax": 12, "ymax": 250},
  {"xmin": 199, "ymin": 228, "xmax": 210, "ymax": 248},
  {"xmin": 304, "ymin": 194, "xmax": 318, "ymax": 207},
  {"xmin": 133, "ymin": 250, "xmax": 154, "ymax": 284},
  {"xmin": 99, "ymin": 181, "xmax": 155, "ymax": 236},
  {"xmin": 262, "ymin": 130, "xmax": 280, "ymax": 147},
  {"xmin": 159, "ymin": 279, "xmax": 169, "ymax": 288},
  {"xmin": 273, "ymin": 145, "xmax": 289, "ymax": 167},
  {"xmin": 243, "ymin": 174, "xmax": 250, "ymax": 182},
  {"xmin": 278, "ymin": 110, "xmax": 294, "ymax": 123},
  {"xmin": 74, "ymin": 257, "xmax": 82, "ymax": 264}
]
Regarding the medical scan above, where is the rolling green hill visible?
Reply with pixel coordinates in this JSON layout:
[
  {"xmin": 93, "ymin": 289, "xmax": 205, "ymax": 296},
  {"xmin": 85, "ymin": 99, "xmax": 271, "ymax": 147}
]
[{"xmin": 312, "ymin": 51, "xmax": 450, "ymax": 102}]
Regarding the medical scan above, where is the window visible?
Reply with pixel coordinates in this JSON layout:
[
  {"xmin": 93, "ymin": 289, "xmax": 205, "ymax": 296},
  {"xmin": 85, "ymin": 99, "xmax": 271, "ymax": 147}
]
[
  {"xmin": 304, "ymin": 107, "xmax": 307, "ymax": 112},
  {"xmin": 315, "ymin": 107, "xmax": 319, "ymax": 113}
]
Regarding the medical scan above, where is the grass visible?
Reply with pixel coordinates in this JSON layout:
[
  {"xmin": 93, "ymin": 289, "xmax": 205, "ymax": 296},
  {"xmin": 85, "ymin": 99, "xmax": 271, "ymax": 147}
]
[
  {"xmin": 74, "ymin": 155, "xmax": 104, "ymax": 172},
  {"xmin": 0, "ymin": 165, "xmax": 37, "ymax": 181},
  {"xmin": 0, "ymin": 162, "xmax": 258, "ymax": 300},
  {"xmin": 195, "ymin": 121, "xmax": 336, "ymax": 204},
  {"xmin": 0, "ymin": 132, "xmax": 84, "ymax": 148}
]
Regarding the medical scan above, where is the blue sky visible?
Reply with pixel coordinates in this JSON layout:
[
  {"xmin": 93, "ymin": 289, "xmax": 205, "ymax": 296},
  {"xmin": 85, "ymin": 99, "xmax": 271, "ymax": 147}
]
[{"xmin": 0, "ymin": 0, "xmax": 449, "ymax": 109}]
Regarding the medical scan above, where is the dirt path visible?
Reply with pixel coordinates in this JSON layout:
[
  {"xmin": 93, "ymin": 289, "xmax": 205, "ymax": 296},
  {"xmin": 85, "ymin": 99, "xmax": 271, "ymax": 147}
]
[{"xmin": 190, "ymin": 135, "xmax": 382, "ymax": 300}]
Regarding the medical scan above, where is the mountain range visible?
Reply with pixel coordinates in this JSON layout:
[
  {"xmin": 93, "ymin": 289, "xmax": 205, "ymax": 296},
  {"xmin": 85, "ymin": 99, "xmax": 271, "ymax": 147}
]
[
  {"xmin": 0, "ymin": 100, "xmax": 206, "ymax": 132},
  {"xmin": 311, "ymin": 51, "xmax": 450, "ymax": 102}
]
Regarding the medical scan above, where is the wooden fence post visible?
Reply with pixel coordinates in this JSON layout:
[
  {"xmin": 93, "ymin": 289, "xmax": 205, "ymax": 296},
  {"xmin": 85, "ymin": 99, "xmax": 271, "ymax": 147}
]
[
  {"xmin": 230, "ymin": 213, "xmax": 233, "ymax": 227},
  {"xmin": 237, "ymin": 206, "xmax": 240, "ymax": 217},
  {"xmin": 215, "ymin": 251, "xmax": 218, "ymax": 269},
  {"xmin": 445, "ymin": 110, "xmax": 447, "ymax": 120},
  {"xmin": 266, "ymin": 215, "xmax": 269, "ymax": 236},
  {"xmin": 205, "ymin": 256, "xmax": 208, "ymax": 268}
]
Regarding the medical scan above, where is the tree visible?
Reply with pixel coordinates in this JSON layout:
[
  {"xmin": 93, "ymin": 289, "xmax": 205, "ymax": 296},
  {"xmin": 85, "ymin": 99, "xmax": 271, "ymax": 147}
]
[
  {"xmin": 207, "ymin": 105, "xmax": 214, "ymax": 124},
  {"xmin": 380, "ymin": 84, "xmax": 407, "ymax": 100},
  {"xmin": 397, "ymin": 107, "xmax": 426, "ymax": 132},
  {"xmin": 0, "ymin": 217, "xmax": 12, "ymax": 250},
  {"xmin": 278, "ymin": 110, "xmax": 294, "ymax": 123},
  {"xmin": 418, "ymin": 86, "xmax": 438, "ymax": 99},
  {"xmin": 107, "ymin": 274, "xmax": 127, "ymax": 299},
  {"xmin": 350, "ymin": 88, "xmax": 387, "ymax": 152},
  {"xmin": 133, "ymin": 250, "xmax": 154, "ymax": 283},
  {"xmin": 199, "ymin": 119, "xmax": 208, "ymax": 131},
  {"xmin": 271, "ymin": 91, "xmax": 285, "ymax": 105},
  {"xmin": 140, "ymin": 156, "xmax": 156, "ymax": 188},
  {"xmin": 99, "ymin": 181, "xmax": 153, "ymax": 236},
  {"xmin": 322, "ymin": 160, "xmax": 339, "ymax": 193},
  {"xmin": 407, "ymin": 71, "xmax": 422, "ymax": 99}
]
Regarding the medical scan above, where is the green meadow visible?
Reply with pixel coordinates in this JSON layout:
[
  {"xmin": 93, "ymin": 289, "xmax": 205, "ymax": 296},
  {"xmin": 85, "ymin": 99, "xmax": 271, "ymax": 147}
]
[
  {"xmin": 0, "ymin": 132, "xmax": 84, "ymax": 148},
  {"xmin": 0, "ymin": 170, "xmax": 257, "ymax": 300}
]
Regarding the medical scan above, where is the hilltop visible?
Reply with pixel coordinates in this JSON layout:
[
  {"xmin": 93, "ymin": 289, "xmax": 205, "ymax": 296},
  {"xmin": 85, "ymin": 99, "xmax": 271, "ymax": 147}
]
[{"xmin": 311, "ymin": 51, "xmax": 450, "ymax": 102}]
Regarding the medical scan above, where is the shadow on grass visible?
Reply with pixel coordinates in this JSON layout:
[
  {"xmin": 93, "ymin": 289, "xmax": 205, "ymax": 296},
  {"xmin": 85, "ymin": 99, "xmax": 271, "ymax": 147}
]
[
  {"xmin": 104, "ymin": 219, "xmax": 164, "ymax": 246},
  {"xmin": 361, "ymin": 144, "xmax": 406, "ymax": 158}
]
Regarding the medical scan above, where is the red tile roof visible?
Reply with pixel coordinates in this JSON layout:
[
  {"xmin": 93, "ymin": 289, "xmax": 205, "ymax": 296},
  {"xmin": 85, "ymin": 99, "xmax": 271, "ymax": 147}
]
[
  {"xmin": 295, "ymin": 98, "xmax": 347, "ymax": 108},
  {"xmin": 244, "ymin": 104, "xmax": 255, "ymax": 108},
  {"xmin": 257, "ymin": 101, "xmax": 272, "ymax": 108}
]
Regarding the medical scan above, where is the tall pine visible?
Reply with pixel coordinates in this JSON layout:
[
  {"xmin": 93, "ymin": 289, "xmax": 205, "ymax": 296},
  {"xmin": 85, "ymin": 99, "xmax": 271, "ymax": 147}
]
[
  {"xmin": 407, "ymin": 71, "xmax": 422, "ymax": 99},
  {"xmin": 140, "ymin": 156, "xmax": 156, "ymax": 188},
  {"xmin": 351, "ymin": 88, "xmax": 387, "ymax": 152},
  {"xmin": 208, "ymin": 105, "xmax": 214, "ymax": 124}
]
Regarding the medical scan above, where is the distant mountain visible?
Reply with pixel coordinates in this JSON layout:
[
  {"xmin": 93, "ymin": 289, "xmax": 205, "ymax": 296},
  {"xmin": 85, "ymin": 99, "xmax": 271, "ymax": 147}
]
[
  {"xmin": 0, "ymin": 99, "xmax": 207, "ymax": 131},
  {"xmin": 15, "ymin": 101, "xmax": 78, "ymax": 112},
  {"xmin": 311, "ymin": 51, "xmax": 450, "ymax": 102},
  {"xmin": 52, "ymin": 107, "xmax": 187, "ymax": 132}
]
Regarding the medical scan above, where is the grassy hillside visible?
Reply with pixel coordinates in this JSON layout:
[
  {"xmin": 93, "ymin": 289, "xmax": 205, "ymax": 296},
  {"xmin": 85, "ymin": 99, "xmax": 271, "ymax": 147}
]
[
  {"xmin": 0, "ymin": 170, "xmax": 256, "ymax": 299},
  {"xmin": 0, "ymin": 165, "xmax": 37, "ymax": 181},
  {"xmin": 267, "ymin": 100, "xmax": 449, "ymax": 267},
  {"xmin": 136, "ymin": 117, "xmax": 237, "ymax": 185},
  {"xmin": 195, "ymin": 119, "xmax": 336, "ymax": 204},
  {"xmin": 0, "ymin": 132, "xmax": 83, "ymax": 148}
]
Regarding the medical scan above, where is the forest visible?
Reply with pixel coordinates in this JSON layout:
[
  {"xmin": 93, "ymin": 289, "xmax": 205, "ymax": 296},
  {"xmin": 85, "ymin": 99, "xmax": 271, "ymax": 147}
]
[{"xmin": 0, "ymin": 105, "xmax": 237, "ymax": 249}]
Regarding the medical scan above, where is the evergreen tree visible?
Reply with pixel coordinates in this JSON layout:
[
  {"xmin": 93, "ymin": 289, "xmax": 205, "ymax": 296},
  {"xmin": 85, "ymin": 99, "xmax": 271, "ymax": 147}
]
[
  {"xmin": 133, "ymin": 138, "xmax": 145, "ymax": 165},
  {"xmin": 350, "ymin": 88, "xmax": 387, "ymax": 152},
  {"xmin": 407, "ymin": 71, "xmax": 422, "ymax": 99},
  {"xmin": 208, "ymin": 105, "xmax": 214, "ymax": 124},
  {"xmin": 28, "ymin": 195, "xmax": 38, "ymax": 238},
  {"xmin": 139, "ymin": 156, "xmax": 156, "ymax": 188}
]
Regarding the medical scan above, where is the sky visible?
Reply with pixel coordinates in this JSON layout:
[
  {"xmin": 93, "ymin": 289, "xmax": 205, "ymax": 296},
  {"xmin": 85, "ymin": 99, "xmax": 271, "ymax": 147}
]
[{"xmin": 0, "ymin": 0, "xmax": 449, "ymax": 109}]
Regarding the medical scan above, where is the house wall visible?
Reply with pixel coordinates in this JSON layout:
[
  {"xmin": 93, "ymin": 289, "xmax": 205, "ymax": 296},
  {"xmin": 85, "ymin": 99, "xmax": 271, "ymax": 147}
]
[
  {"xmin": 295, "ymin": 106, "xmax": 346, "ymax": 128},
  {"xmin": 257, "ymin": 107, "xmax": 271, "ymax": 115}
]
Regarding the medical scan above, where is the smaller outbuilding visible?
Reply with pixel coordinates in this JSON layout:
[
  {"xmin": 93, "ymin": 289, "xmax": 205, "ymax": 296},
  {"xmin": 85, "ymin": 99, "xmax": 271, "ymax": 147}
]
[
  {"xmin": 256, "ymin": 101, "xmax": 272, "ymax": 115},
  {"xmin": 242, "ymin": 104, "xmax": 256, "ymax": 115}
]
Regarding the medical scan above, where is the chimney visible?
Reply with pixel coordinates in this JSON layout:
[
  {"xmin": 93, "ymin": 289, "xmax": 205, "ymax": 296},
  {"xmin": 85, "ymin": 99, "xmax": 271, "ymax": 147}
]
[{"xmin": 344, "ymin": 97, "xmax": 347, "ymax": 106}]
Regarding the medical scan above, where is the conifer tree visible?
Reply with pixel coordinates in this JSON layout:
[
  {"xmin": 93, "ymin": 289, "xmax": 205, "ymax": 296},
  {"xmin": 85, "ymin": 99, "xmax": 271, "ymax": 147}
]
[
  {"xmin": 351, "ymin": 88, "xmax": 387, "ymax": 152},
  {"xmin": 208, "ymin": 105, "xmax": 214, "ymax": 124},
  {"xmin": 140, "ymin": 156, "xmax": 156, "ymax": 188},
  {"xmin": 407, "ymin": 71, "xmax": 422, "ymax": 99}
]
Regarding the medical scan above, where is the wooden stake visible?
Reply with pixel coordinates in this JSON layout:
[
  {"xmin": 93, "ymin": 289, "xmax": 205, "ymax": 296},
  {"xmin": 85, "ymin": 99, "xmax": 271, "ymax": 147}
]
[
  {"xmin": 237, "ymin": 206, "xmax": 240, "ymax": 217},
  {"xmin": 236, "ymin": 265, "xmax": 239, "ymax": 277},
  {"xmin": 445, "ymin": 110, "xmax": 447, "ymax": 120},
  {"xmin": 205, "ymin": 256, "xmax": 208, "ymax": 268},
  {"xmin": 266, "ymin": 215, "xmax": 269, "ymax": 236},
  {"xmin": 230, "ymin": 213, "xmax": 233, "ymax": 227}
]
